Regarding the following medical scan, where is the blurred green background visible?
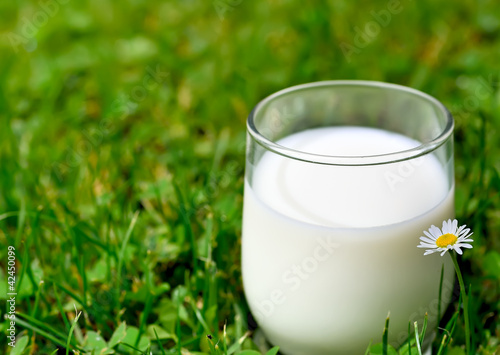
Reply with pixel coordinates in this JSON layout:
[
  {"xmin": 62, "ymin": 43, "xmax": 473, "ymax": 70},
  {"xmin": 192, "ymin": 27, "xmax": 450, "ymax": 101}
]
[{"xmin": 0, "ymin": 0, "xmax": 499, "ymax": 354}]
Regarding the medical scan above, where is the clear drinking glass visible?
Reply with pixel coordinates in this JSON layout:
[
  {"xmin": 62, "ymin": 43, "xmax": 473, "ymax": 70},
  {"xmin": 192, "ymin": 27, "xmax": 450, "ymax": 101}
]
[{"xmin": 242, "ymin": 81, "xmax": 455, "ymax": 354}]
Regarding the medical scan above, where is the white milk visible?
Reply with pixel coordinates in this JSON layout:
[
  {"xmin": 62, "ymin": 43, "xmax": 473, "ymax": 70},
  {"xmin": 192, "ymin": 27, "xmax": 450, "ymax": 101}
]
[{"xmin": 242, "ymin": 127, "xmax": 454, "ymax": 354}]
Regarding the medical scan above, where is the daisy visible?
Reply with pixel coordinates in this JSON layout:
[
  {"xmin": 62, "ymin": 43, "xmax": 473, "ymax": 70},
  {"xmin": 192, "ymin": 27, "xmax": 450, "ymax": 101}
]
[
  {"xmin": 417, "ymin": 219, "xmax": 474, "ymax": 353},
  {"xmin": 417, "ymin": 219, "xmax": 474, "ymax": 256}
]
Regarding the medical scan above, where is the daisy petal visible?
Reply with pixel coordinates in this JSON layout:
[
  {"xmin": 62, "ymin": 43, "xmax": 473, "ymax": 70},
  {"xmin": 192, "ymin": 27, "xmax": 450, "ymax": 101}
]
[
  {"xmin": 419, "ymin": 236, "xmax": 436, "ymax": 243},
  {"xmin": 460, "ymin": 238, "xmax": 474, "ymax": 243},
  {"xmin": 429, "ymin": 225, "xmax": 442, "ymax": 238},
  {"xmin": 461, "ymin": 232, "xmax": 474, "ymax": 240},
  {"xmin": 441, "ymin": 220, "xmax": 451, "ymax": 234},
  {"xmin": 421, "ymin": 242, "xmax": 438, "ymax": 247},
  {"xmin": 418, "ymin": 244, "xmax": 436, "ymax": 249},
  {"xmin": 423, "ymin": 230, "xmax": 437, "ymax": 240},
  {"xmin": 458, "ymin": 228, "xmax": 470, "ymax": 237}
]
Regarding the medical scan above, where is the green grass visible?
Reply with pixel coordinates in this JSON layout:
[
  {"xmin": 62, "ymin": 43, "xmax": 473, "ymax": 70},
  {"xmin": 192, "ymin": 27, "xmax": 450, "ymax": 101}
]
[{"xmin": 0, "ymin": 0, "xmax": 499, "ymax": 354}]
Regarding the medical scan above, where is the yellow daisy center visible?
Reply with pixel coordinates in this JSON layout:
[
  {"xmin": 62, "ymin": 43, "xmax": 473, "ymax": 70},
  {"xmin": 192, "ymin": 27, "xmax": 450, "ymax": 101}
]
[{"xmin": 436, "ymin": 233, "xmax": 458, "ymax": 248}]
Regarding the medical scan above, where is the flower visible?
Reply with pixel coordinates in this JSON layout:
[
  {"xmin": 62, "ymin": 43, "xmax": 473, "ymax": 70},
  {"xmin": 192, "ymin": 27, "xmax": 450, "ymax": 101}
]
[{"xmin": 418, "ymin": 219, "xmax": 474, "ymax": 256}]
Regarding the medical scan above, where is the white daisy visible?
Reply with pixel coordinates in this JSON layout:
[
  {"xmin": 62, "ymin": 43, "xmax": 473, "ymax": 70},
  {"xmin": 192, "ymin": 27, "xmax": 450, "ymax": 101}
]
[{"xmin": 418, "ymin": 219, "xmax": 474, "ymax": 256}]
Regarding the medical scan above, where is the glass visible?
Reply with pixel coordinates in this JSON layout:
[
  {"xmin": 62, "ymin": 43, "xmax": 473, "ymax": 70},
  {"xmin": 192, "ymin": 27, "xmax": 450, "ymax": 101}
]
[{"xmin": 242, "ymin": 81, "xmax": 455, "ymax": 354}]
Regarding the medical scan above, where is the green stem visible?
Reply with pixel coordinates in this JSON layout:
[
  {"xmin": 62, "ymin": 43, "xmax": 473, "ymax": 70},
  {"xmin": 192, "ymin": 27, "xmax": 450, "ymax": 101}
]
[{"xmin": 450, "ymin": 253, "xmax": 470, "ymax": 354}]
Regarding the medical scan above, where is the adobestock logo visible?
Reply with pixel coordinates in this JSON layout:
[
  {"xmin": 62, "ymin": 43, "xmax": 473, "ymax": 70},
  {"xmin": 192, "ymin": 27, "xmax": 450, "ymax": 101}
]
[
  {"xmin": 213, "ymin": 0, "xmax": 244, "ymax": 21},
  {"xmin": 5, "ymin": 0, "xmax": 70, "ymax": 53},
  {"xmin": 393, "ymin": 277, "xmax": 458, "ymax": 348},
  {"xmin": 384, "ymin": 158, "xmax": 425, "ymax": 192},
  {"xmin": 340, "ymin": 0, "xmax": 410, "ymax": 63},
  {"xmin": 250, "ymin": 236, "xmax": 340, "ymax": 322},
  {"xmin": 449, "ymin": 75, "xmax": 498, "ymax": 121}
]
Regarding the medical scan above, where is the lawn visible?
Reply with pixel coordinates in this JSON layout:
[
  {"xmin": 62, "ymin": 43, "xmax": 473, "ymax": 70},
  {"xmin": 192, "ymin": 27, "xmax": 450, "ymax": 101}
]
[{"xmin": 0, "ymin": 0, "xmax": 499, "ymax": 354}]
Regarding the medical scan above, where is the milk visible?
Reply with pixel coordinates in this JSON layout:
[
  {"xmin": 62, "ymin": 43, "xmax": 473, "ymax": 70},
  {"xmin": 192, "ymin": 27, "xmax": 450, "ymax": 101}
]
[{"xmin": 242, "ymin": 127, "xmax": 454, "ymax": 354}]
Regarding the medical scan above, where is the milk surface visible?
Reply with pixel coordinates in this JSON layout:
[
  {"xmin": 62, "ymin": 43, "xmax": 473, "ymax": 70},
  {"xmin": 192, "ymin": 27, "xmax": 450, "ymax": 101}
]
[{"xmin": 242, "ymin": 127, "xmax": 454, "ymax": 354}]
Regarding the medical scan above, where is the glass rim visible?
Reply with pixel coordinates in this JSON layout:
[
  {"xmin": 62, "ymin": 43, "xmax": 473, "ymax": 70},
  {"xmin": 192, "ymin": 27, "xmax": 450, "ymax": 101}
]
[{"xmin": 247, "ymin": 80, "xmax": 454, "ymax": 166}]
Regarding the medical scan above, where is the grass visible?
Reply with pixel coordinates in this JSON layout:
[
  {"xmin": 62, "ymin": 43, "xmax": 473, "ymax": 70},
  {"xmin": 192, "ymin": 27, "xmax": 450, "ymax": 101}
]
[{"xmin": 0, "ymin": 0, "xmax": 499, "ymax": 354}]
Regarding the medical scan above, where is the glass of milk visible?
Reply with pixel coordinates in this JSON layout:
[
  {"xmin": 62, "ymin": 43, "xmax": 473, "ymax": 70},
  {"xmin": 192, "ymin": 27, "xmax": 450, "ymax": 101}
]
[{"xmin": 242, "ymin": 81, "xmax": 455, "ymax": 354}]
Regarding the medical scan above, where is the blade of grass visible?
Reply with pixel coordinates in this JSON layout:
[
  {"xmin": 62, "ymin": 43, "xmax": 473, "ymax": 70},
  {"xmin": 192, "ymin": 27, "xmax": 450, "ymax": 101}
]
[
  {"xmin": 16, "ymin": 241, "xmax": 28, "ymax": 301},
  {"xmin": 31, "ymin": 280, "xmax": 45, "ymax": 319},
  {"xmin": 383, "ymin": 313, "xmax": 390, "ymax": 355},
  {"xmin": 439, "ymin": 309, "xmax": 459, "ymax": 348},
  {"xmin": 73, "ymin": 222, "xmax": 115, "ymax": 255},
  {"xmin": 206, "ymin": 335, "xmax": 219, "ymax": 355},
  {"xmin": 437, "ymin": 263, "xmax": 444, "ymax": 332},
  {"xmin": 66, "ymin": 306, "xmax": 82, "ymax": 355},
  {"xmin": 62, "ymin": 218, "xmax": 86, "ymax": 310},
  {"xmin": 14, "ymin": 194, "xmax": 26, "ymax": 247},
  {"xmin": 222, "ymin": 322, "xmax": 228, "ymax": 354},
  {"xmin": 227, "ymin": 331, "xmax": 251, "ymax": 355},
  {"xmin": 265, "ymin": 347, "xmax": 280, "ymax": 355},
  {"xmin": 120, "ymin": 342, "xmax": 148, "ymax": 354},
  {"xmin": 172, "ymin": 182, "xmax": 197, "ymax": 275},
  {"xmin": 52, "ymin": 279, "xmax": 113, "ymax": 328},
  {"xmin": 445, "ymin": 312, "xmax": 459, "ymax": 332},
  {"xmin": 233, "ymin": 303, "xmax": 244, "ymax": 343},
  {"xmin": 30, "ymin": 207, "xmax": 45, "ymax": 268},
  {"xmin": 117, "ymin": 211, "xmax": 140, "ymax": 279},
  {"xmin": 179, "ymin": 335, "xmax": 204, "ymax": 348},
  {"xmin": 116, "ymin": 210, "xmax": 140, "ymax": 311},
  {"xmin": 0, "ymin": 211, "xmax": 22, "ymax": 222},
  {"xmin": 419, "ymin": 313, "xmax": 428, "ymax": 348},
  {"xmin": 227, "ymin": 305, "xmax": 247, "ymax": 355},
  {"xmin": 450, "ymin": 253, "xmax": 471, "ymax": 354},
  {"xmin": 436, "ymin": 334, "xmax": 449, "ymax": 355},
  {"xmin": 407, "ymin": 321, "xmax": 412, "ymax": 355},
  {"xmin": 0, "ymin": 211, "xmax": 60, "ymax": 224},
  {"xmin": 203, "ymin": 212, "xmax": 215, "ymax": 310},
  {"xmin": 19, "ymin": 227, "xmax": 41, "ymax": 299},
  {"xmin": 53, "ymin": 283, "xmax": 71, "ymax": 332},
  {"xmin": 52, "ymin": 281, "xmax": 86, "ymax": 311},
  {"xmin": 15, "ymin": 314, "xmax": 82, "ymax": 351},
  {"xmin": 467, "ymin": 285, "xmax": 475, "ymax": 353},
  {"xmin": 189, "ymin": 298, "xmax": 213, "ymax": 335},
  {"xmin": 176, "ymin": 306, "xmax": 182, "ymax": 355},
  {"xmin": 364, "ymin": 340, "xmax": 372, "ymax": 355},
  {"xmin": 136, "ymin": 254, "xmax": 154, "ymax": 347},
  {"xmin": 17, "ymin": 312, "xmax": 70, "ymax": 344},
  {"xmin": 414, "ymin": 322, "xmax": 422, "ymax": 355},
  {"xmin": 153, "ymin": 180, "xmax": 169, "ymax": 224},
  {"xmin": 78, "ymin": 254, "xmax": 88, "ymax": 311},
  {"xmin": 153, "ymin": 327, "xmax": 167, "ymax": 355}
]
